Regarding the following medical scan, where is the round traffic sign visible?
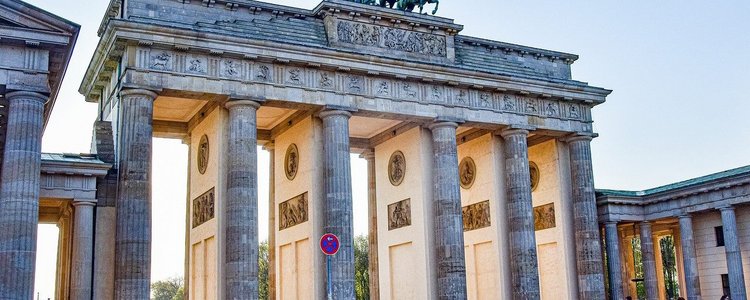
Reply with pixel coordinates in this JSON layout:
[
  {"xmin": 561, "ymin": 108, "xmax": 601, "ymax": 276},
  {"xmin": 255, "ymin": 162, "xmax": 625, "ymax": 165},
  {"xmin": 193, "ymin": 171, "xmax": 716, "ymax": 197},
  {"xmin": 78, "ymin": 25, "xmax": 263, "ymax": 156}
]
[{"xmin": 320, "ymin": 233, "xmax": 340, "ymax": 256}]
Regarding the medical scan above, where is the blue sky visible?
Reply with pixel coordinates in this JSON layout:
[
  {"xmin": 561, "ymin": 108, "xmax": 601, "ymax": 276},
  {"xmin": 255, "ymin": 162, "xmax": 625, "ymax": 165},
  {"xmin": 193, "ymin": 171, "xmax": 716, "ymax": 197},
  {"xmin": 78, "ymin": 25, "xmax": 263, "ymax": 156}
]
[{"xmin": 26, "ymin": 0, "xmax": 750, "ymax": 298}]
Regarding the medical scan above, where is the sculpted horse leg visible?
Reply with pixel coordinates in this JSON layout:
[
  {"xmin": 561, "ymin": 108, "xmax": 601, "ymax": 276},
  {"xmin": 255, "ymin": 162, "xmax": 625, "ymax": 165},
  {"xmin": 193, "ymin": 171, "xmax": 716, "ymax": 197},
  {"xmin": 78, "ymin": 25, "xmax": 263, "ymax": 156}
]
[{"xmin": 431, "ymin": 0, "xmax": 439, "ymax": 15}]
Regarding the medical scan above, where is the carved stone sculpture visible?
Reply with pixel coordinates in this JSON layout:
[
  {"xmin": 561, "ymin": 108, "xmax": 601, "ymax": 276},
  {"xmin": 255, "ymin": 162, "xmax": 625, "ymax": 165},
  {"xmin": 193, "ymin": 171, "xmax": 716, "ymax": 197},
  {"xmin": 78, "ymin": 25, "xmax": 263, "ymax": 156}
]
[
  {"xmin": 462, "ymin": 200, "xmax": 490, "ymax": 231},
  {"xmin": 279, "ymin": 192, "xmax": 308, "ymax": 230},
  {"xmin": 533, "ymin": 203, "xmax": 555, "ymax": 231},
  {"xmin": 285, "ymin": 144, "xmax": 299, "ymax": 180},
  {"xmin": 459, "ymin": 157, "xmax": 476, "ymax": 189},
  {"xmin": 530, "ymin": 161, "xmax": 540, "ymax": 191},
  {"xmin": 387, "ymin": 198, "xmax": 411, "ymax": 230},
  {"xmin": 197, "ymin": 134, "xmax": 209, "ymax": 174},
  {"xmin": 192, "ymin": 188, "xmax": 215, "ymax": 228},
  {"xmin": 388, "ymin": 150, "xmax": 405, "ymax": 186}
]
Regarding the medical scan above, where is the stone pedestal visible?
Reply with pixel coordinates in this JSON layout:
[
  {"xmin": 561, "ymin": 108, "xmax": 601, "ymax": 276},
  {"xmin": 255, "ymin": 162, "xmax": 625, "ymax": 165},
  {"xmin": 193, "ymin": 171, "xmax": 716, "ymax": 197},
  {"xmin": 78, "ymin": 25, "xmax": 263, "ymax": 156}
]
[
  {"xmin": 224, "ymin": 99, "xmax": 261, "ymax": 298},
  {"xmin": 678, "ymin": 215, "xmax": 701, "ymax": 300},
  {"xmin": 639, "ymin": 222, "xmax": 659, "ymax": 300},
  {"xmin": 0, "ymin": 91, "xmax": 47, "ymax": 299},
  {"xmin": 114, "ymin": 89, "xmax": 157, "ymax": 299},
  {"xmin": 70, "ymin": 200, "xmax": 96, "ymax": 300},
  {"xmin": 361, "ymin": 150, "xmax": 380, "ymax": 300},
  {"xmin": 566, "ymin": 135, "xmax": 606, "ymax": 300},
  {"xmin": 720, "ymin": 206, "xmax": 747, "ymax": 300},
  {"xmin": 500, "ymin": 128, "xmax": 540, "ymax": 300},
  {"xmin": 319, "ymin": 109, "xmax": 355, "ymax": 299},
  {"xmin": 604, "ymin": 222, "xmax": 623, "ymax": 300},
  {"xmin": 428, "ymin": 121, "xmax": 468, "ymax": 299}
]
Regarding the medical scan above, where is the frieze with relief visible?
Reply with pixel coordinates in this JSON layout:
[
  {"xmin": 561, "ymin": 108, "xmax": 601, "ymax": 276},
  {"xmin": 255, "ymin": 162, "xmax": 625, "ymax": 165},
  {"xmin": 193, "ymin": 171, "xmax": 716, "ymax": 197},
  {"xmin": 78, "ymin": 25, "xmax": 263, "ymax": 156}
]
[
  {"xmin": 335, "ymin": 20, "xmax": 447, "ymax": 58},
  {"xmin": 279, "ymin": 192, "xmax": 308, "ymax": 230},
  {"xmin": 134, "ymin": 47, "xmax": 591, "ymax": 123},
  {"xmin": 192, "ymin": 188, "xmax": 215, "ymax": 228},
  {"xmin": 534, "ymin": 203, "xmax": 555, "ymax": 231},
  {"xmin": 388, "ymin": 198, "xmax": 411, "ymax": 230},
  {"xmin": 463, "ymin": 200, "xmax": 490, "ymax": 231}
]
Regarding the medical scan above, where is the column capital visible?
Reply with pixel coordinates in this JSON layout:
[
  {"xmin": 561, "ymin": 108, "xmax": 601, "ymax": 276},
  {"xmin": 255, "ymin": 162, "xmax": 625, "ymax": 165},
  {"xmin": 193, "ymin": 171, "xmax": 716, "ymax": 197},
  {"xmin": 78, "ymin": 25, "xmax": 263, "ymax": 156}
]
[
  {"xmin": 119, "ymin": 88, "xmax": 158, "ymax": 99},
  {"xmin": 678, "ymin": 214, "xmax": 693, "ymax": 220},
  {"xmin": 262, "ymin": 141, "xmax": 275, "ymax": 151},
  {"xmin": 5, "ymin": 90, "xmax": 48, "ymax": 103},
  {"xmin": 359, "ymin": 149, "xmax": 375, "ymax": 161},
  {"xmin": 318, "ymin": 108, "xmax": 353, "ymax": 119},
  {"xmin": 72, "ymin": 199, "xmax": 97, "ymax": 207},
  {"xmin": 562, "ymin": 132, "xmax": 599, "ymax": 143},
  {"xmin": 427, "ymin": 121, "xmax": 458, "ymax": 131},
  {"xmin": 225, "ymin": 99, "xmax": 261, "ymax": 110},
  {"xmin": 605, "ymin": 220, "xmax": 619, "ymax": 226},
  {"xmin": 498, "ymin": 127, "xmax": 529, "ymax": 138},
  {"xmin": 718, "ymin": 205, "xmax": 735, "ymax": 212}
]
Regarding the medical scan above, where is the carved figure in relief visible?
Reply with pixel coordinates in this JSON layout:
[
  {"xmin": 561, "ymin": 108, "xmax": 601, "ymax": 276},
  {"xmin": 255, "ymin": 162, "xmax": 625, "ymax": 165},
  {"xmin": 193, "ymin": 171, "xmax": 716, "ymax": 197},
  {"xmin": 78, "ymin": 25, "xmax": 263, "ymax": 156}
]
[
  {"xmin": 224, "ymin": 60, "xmax": 239, "ymax": 77},
  {"xmin": 197, "ymin": 135, "xmax": 209, "ymax": 174},
  {"xmin": 546, "ymin": 103, "xmax": 557, "ymax": 116},
  {"xmin": 377, "ymin": 81, "xmax": 390, "ymax": 95},
  {"xmin": 480, "ymin": 93, "xmax": 491, "ymax": 107},
  {"xmin": 256, "ymin": 65, "xmax": 270, "ymax": 81},
  {"xmin": 388, "ymin": 199, "xmax": 411, "ymax": 230},
  {"xmin": 285, "ymin": 144, "xmax": 299, "ymax": 180},
  {"xmin": 503, "ymin": 95, "xmax": 515, "ymax": 110},
  {"xmin": 319, "ymin": 72, "xmax": 333, "ymax": 88},
  {"xmin": 569, "ymin": 104, "xmax": 580, "ymax": 118},
  {"xmin": 462, "ymin": 201, "xmax": 490, "ymax": 231},
  {"xmin": 431, "ymin": 86, "xmax": 442, "ymax": 101},
  {"xmin": 402, "ymin": 82, "xmax": 417, "ymax": 98},
  {"xmin": 192, "ymin": 188, "xmax": 215, "ymax": 228},
  {"xmin": 151, "ymin": 52, "xmax": 171, "ymax": 69},
  {"xmin": 188, "ymin": 59, "xmax": 204, "ymax": 73},
  {"xmin": 456, "ymin": 90, "xmax": 467, "ymax": 104},
  {"xmin": 279, "ymin": 193, "xmax": 308, "ymax": 230},
  {"xmin": 348, "ymin": 75, "xmax": 362, "ymax": 92},
  {"xmin": 525, "ymin": 99, "xmax": 537, "ymax": 113},
  {"xmin": 533, "ymin": 203, "xmax": 555, "ymax": 231},
  {"xmin": 288, "ymin": 68, "xmax": 302, "ymax": 84},
  {"xmin": 388, "ymin": 151, "xmax": 405, "ymax": 186}
]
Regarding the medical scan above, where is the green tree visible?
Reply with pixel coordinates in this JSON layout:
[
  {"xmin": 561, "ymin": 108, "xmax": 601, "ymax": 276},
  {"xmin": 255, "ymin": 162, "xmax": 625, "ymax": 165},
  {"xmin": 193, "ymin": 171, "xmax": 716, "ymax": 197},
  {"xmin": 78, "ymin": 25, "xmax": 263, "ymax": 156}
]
[
  {"xmin": 631, "ymin": 237, "xmax": 646, "ymax": 300},
  {"xmin": 659, "ymin": 236, "xmax": 680, "ymax": 299},
  {"xmin": 354, "ymin": 235, "xmax": 370, "ymax": 300},
  {"xmin": 151, "ymin": 276, "xmax": 184, "ymax": 300},
  {"xmin": 259, "ymin": 241, "xmax": 269, "ymax": 299}
]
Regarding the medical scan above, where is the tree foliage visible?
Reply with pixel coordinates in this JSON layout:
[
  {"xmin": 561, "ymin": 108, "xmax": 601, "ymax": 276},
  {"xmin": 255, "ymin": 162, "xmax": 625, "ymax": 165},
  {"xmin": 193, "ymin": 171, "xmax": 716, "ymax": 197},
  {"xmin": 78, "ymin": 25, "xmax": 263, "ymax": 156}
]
[
  {"xmin": 659, "ymin": 235, "xmax": 680, "ymax": 299},
  {"xmin": 354, "ymin": 235, "xmax": 370, "ymax": 300},
  {"xmin": 151, "ymin": 276, "xmax": 184, "ymax": 300},
  {"xmin": 259, "ymin": 241, "xmax": 269, "ymax": 299}
]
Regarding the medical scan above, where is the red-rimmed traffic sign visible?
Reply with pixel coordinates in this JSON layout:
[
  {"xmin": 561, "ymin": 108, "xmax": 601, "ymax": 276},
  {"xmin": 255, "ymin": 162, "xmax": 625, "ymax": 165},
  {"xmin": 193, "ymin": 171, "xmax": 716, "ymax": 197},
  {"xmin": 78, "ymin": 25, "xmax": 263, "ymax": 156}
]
[{"xmin": 320, "ymin": 233, "xmax": 340, "ymax": 256}]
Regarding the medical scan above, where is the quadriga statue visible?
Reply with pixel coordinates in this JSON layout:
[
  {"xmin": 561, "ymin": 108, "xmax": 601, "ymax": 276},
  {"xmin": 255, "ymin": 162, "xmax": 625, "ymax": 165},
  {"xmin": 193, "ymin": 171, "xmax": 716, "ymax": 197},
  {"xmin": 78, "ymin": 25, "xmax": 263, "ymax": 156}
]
[{"xmin": 347, "ymin": 0, "xmax": 440, "ymax": 15}]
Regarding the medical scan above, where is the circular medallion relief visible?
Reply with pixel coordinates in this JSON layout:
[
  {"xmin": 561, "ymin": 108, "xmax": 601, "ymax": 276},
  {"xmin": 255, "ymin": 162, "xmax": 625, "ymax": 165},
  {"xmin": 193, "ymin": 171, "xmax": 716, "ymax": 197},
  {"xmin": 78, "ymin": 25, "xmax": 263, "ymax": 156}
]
[
  {"xmin": 459, "ymin": 157, "xmax": 476, "ymax": 189},
  {"xmin": 388, "ymin": 150, "xmax": 406, "ymax": 186},
  {"xmin": 197, "ymin": 134, "xmax": 209, "ymax": 174},
  {"xmin": 529, "ymin": 161, "xmax": 540, "ymax": 192},
  {"xmin": 285, "ymin": 144, "xmax": 299, "ymax": 180}
]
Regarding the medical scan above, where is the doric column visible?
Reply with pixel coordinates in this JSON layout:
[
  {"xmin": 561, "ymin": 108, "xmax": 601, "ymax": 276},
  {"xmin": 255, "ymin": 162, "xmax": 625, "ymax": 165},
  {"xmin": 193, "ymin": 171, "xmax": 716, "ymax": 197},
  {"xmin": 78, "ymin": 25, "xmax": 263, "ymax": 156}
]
[
  {"xmin": 224, "ymin": 99, "xmax": 261, "ymax": 298},
  {"xmin": 360, "ymin": 150, "xmax": 380, "ymax": 300},
  {"xmin": 639, "ymin": 222, "xmax": 659, "ymax": 300},
  {"xmin": 0, "ymin": 90, "xmax": 47, "ymax": 299},
  {"xmin": 500, "ymin": 128, "xmax": 540, "ymax": 300},
  {"xmin": 605, "ymin": 222, "xmax": 624, "ymax": 300},
  {"xmin": 720, "ymin": 206, "xmax": 747, "ymax": 300},
  {"xmin": 678, "ymin": 215, "xmax": 702, "ymax": 300},
  {"xmin": 566, "ymin": 134, "xmax": 606, "ymax": 299},
  {"xmin": 429, "ymin": 121, "xmax": 468, "ymax": 299},
  {"xmin": 265, "ymin": 142, "xmax": 276, "ymax": 300},
  {"xmin": 319, "ymin": 109, "xmax": 355, "ymax": 298},
  {"xmin": 70, "ymin": 199, "xmax": 97, "ymax": 300},
  {"xmin": 114, "ymin": 89, "xmax": 157, "ymax": 299}
]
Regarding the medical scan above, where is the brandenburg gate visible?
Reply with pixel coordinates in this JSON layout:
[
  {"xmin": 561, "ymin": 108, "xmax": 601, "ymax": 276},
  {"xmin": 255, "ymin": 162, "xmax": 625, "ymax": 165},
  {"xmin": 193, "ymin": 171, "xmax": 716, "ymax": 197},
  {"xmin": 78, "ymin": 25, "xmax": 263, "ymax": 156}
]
[{"xmin": 3, "ymin": 0, "xmax": 614, "ymax": 299}]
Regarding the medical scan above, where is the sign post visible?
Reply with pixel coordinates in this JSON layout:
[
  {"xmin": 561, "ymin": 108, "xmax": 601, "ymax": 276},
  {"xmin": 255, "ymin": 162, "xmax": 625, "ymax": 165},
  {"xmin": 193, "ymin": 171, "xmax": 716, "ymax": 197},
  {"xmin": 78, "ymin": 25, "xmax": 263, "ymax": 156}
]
[{"xmin": 320, "ymin": 233, "xmax": 340, "ymax": 300}]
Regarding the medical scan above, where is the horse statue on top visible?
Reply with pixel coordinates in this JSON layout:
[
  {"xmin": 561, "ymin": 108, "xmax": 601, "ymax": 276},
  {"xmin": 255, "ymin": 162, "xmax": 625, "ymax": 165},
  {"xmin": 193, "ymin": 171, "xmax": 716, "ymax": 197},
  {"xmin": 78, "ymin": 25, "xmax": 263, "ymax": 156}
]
[{"xmin": 347, "ymin": 0, "xmax": 440, "ymax": 15}]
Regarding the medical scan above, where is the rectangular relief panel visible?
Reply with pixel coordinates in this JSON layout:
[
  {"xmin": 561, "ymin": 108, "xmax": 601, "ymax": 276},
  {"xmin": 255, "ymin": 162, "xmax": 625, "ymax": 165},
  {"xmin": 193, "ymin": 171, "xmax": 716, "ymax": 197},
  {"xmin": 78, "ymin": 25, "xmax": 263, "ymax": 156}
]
[
  {"xmin": 463, "ymin": 200, "xmax": 491, "ymax": 231},
  {"xmin": 387, "ymin": 198, "xmax": 411, "ymax": 230},
  {"xmin": 192, "ymin": 187, "xmax": 215, "ymax": 228},
  {"xmin": 279, "ymin": 192, "xmax": 308, "ymax": 230},
  {"xmin": 534, "ymin": 203, "xmax": 556, "ymax": 231}
]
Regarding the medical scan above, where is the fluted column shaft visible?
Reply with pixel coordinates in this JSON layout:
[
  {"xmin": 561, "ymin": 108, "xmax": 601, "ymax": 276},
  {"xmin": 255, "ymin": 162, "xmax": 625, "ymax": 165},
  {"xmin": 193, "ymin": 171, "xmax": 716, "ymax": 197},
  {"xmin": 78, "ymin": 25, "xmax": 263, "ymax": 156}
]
[
  {"xmin": 604, "ymin": 222, "xmax": 624, "ymax": 300},
  {"xmin": 567, "ymin": 135, "xmax": 606, "ymax": 299},
  {"xmin": 266, "ymin": 144, "xmax": 276, "ymax": 300},
  {"xmin": 0, "ymin": 91, "xmax": 47, "ymax": 299},
  {"xmin": 224, "ymin": 100, "xmax": 261, "ymax": 299},
  {"xmin": 639, "ymin": 222, "xmax": 659, "ymax": 300},
  {"xmin": 114, "ymin": 89, "xmax": 156, "ymax": 299},
  {"xmin": 320, "ymin": 109, "xmax": 355, "ymax": 299},
  {"xmin": 71, "ymin": 200, "xmax": 96, "ymax": 300},
  {"xmin": 678, "ymin": 215, "xmax": 702, "ymax": 300},
  {"xmin": 429, "ymin": 122, "xmax": 468, "ymax": 299},
  {"xmin": 720, "ymin": 206, "xmax": 747, "ymax": 300},
  {"xmin": 500, "ymin": 128, "xmax": 540, "ymax": 300},
  {"xmin": 361, "ymin": 150, "xmax": 380, "ymax": 300}
]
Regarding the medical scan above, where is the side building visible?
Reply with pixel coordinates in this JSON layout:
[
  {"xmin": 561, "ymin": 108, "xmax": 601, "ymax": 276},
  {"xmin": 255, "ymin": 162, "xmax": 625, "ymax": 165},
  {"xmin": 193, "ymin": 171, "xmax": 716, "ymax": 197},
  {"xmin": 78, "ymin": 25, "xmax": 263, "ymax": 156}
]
[{"xmin": 598, "ymin": 166, "xmax": 750, "ymax": 300}]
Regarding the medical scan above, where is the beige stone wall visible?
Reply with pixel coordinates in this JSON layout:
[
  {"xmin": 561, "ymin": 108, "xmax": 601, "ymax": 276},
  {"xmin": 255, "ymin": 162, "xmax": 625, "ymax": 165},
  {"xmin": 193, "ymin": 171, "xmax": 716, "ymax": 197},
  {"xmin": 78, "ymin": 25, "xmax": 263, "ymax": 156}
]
[
  {"xmin": 374, "ymin": 127, "xmax": 436, "ymax": 300},
  {"xmin": 528, "ymin": 140, "xmax": 578, "ymax": 300},
  {"xmin": 188, "ymin": 108, "xmax": 226, "ymax": 300},
  {"xmin": 273, "ymin": 116, "xmax": 326, "ymax": 300},
  {"xmin": 457, "ymin": 134, "xmax": 508, "ymax": 300},
  {"xmin": 693, "ymin": 209, "xmax": 750, "ymax": 298}
]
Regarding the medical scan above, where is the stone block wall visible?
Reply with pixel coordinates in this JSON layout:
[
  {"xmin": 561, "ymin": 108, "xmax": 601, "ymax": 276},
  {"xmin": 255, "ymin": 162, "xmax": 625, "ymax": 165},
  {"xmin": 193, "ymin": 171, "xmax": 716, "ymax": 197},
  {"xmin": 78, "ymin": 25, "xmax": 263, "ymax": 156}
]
[{"xmin": 694, "ymin": 209, "xmax": 750, "ymax": 298}]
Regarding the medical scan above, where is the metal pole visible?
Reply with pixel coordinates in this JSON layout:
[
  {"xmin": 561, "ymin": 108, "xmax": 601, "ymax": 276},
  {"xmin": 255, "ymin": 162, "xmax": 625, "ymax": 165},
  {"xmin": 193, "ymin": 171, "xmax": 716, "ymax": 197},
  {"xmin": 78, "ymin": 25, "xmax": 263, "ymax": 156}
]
[{"xmin": 327, "ymin": 255, "xmax": 332, "ymax": 300}]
